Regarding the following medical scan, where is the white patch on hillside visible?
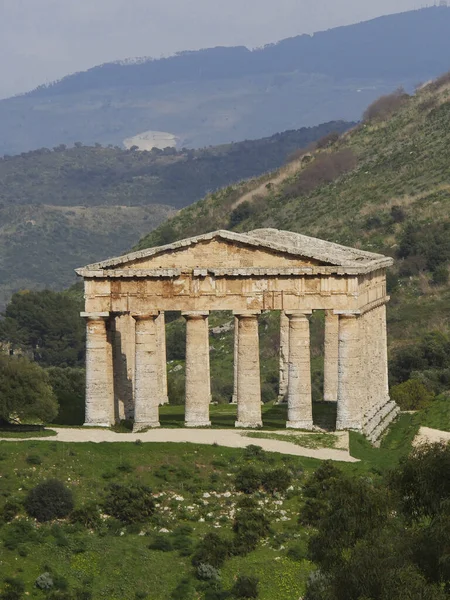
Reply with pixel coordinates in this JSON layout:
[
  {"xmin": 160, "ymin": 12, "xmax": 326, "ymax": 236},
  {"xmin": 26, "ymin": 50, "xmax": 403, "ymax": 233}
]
[{"xmin": 123, "ymin": 130, "xmax": 179, "ymax": 151}]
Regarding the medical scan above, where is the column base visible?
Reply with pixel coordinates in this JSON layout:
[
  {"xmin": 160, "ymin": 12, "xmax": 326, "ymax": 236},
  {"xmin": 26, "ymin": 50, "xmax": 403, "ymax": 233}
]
[
  {"xmin": 159, "ymin": 396, "xmax": 169, "ymax": 406},
  {"xmin": 277, "ymin": 395, "xmax": 287, "ymax": 404},
  {"xmin": 231, "ymin": 395, "xmax": 238, "ymax": 404},
  {"xmin": 323, "ymin": 394, "xmax": 337, "ymax": 402},
  {"xmin": 133, "ymin": 421, "xmax": 160, "ymax": 432},
  {"xmin": 235, "ymin": 421, "xmax": 263, "ymax": 429},
  {"xmin": 185, "ymin": 421, "xmax": 211, "ymax": 428},
  {"xmin": 84, "ymin": 422, "xmax": 111, "ymax": 428},
  {"xmin": 286, "ymin": 420, "xmax": 314, "ymax": 430}
]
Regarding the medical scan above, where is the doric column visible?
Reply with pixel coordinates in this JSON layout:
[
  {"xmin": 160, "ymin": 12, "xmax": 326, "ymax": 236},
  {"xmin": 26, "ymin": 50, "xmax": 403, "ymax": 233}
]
[
  {"xmin": 156, "ymin": 311, "xmax": 169, "ymax": 405},
  {"xmin": 133, "ymin": 313, "xmax": 161, "ymax": 431},
  {"xmin": 278, "ymin": 311, "xmax": 290, "ymax": 403},
  {"xmin": 183, "ymin": 312, "xmax": 211, "ymax": 427},
  {"xmin": 378, "ymin": 304, "xmax": 390, "ymax": 404},
  {"xmin": 234, "ymin": 311, "xmax": 263, "ymax": 428},
  {"xmin": 336, "ymin": 314, "xmax": 363, "ymax": 431},
  {"xmin": 231, "ymin": 316, "xmax": 239, "ymax": 404},
  {"xmin": 286, "ymin": 311, "xmax": 313, "ymax": 430},
  {"xmin": 323, "ymin": 310, "xmax": 339, "ymax": 402},
  {"xmin": 83, "ymin": 313, "xmax": 114, "ymax": 427}
]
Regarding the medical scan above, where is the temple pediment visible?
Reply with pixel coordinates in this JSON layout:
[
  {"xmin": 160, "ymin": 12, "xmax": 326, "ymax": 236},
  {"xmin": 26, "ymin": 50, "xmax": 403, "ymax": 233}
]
[{"xmin": 76, "ymin": 229, "xmax": 393, "ymax": 277}]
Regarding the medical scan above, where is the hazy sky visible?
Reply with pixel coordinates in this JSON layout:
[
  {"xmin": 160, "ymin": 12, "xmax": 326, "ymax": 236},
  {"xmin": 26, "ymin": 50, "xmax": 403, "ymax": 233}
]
[{"xmin": 0, "ymin": 0, "xmax": 425, "ymax": 99}]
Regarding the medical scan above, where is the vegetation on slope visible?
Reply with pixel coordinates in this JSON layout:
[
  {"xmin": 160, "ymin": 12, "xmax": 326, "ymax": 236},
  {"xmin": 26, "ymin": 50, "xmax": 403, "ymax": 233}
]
[{"xmin": 0, "ymin": 122, "xmax": 348, "ymax": 310}]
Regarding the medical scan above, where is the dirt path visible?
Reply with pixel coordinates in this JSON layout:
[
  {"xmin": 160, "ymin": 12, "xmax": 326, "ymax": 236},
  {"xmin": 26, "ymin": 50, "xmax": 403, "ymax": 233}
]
[
  {"xmin": 413, "ymin": 426, "xmax": 450, "ymax": 446},
  {"xmin": 0, "ymin": 428, "xmax": 358, "ymax": 463}
]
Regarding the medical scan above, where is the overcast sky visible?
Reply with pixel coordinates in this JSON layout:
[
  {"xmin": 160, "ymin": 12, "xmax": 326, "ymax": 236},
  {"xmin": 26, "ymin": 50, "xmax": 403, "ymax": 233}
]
[{"xmin": 0, "ymin": 0, "xmax": 426, "ymax": 99}]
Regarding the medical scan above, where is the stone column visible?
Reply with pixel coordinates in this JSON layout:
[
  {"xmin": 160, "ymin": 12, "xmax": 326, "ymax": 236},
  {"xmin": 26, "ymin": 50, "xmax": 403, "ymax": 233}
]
[
  {"xmin": 231, "ymin": 316, "xmax": 239, "ymax": 404},
  {"xmin": 133, "ymin": 313, "xmax": 161, "ymax": 431},
  {"xmin": 234, "ymin": 311, "xmax": 263, "ymax": 428},
  {"xmin": 323, "ymin": 310, "xmax": 339, "ymax": 402},
  {"xmin": 336, "ymin": 314, "xmax": 363, "ymax": 431},
  {"xmin": 378, "ymin": 304, "xmax": 390, "ymax": 404},
  {"xmin": 286, "ymin": 311, "xmax": 313, "ymax": 429},
  {"xmin": 156, "ymin": 311, "xmax": 169, "ymax": 405},
  {"xmin": 183, "ymin": 312, "xmax": 211, "ymax": 427},
  {"xmin": 278, "ymin": 311, "xmax": 289, "ymax": 403},
  {"xmin": 83, "ymin": 313, "xmax": 114, "ymax": 427}
]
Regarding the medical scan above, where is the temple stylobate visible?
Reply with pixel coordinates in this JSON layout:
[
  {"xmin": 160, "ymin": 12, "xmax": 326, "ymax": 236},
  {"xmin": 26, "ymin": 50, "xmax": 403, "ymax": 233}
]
[{"xmin": 76, "ymin": 228, "xmax": 399, "ymax": 442}]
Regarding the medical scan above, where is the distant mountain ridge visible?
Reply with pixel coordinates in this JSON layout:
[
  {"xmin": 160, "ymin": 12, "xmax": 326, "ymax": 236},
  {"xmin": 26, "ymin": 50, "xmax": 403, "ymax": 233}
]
[
  {"xmin": 1, "ymin": 7, "xmax": 449, "ymax": 155},
  {"xmin": 26, "ymin": 6, "xmax": 450, "ymax": 96}
]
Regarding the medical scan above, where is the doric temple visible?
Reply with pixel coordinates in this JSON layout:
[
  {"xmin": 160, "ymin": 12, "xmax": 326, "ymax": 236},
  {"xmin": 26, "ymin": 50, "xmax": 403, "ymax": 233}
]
[{"xmin": 76, "ymin": 229, "xmax": 399, "ymax": 442}]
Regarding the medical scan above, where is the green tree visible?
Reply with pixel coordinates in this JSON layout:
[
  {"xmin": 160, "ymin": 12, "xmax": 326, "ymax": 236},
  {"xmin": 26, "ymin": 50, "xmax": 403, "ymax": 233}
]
[{"xmin": 0, "ymin": 355, "xmax": 58, "ymax": 424}]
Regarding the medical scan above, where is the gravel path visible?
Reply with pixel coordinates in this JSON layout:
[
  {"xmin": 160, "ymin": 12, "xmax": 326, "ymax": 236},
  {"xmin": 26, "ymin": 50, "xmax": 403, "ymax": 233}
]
[
  {"xmin": 0, "ymin": 428, "xmax": 358, "ymax": 463},
  {"xmin": 413, "ymin": 426, "xmax": 450, "ymax": 446}
]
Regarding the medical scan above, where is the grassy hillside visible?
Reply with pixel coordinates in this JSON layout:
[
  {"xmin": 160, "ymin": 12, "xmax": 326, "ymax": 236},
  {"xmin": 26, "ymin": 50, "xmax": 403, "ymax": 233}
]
[
  {"xmin": 1, "ymin": 8, "xmax": 449, "ymax": 154},
  {"xmin": 0, "ymin": 122, "xmax": 349, "ymax": 310},
  {"xmin": 137, "ymin": 76, "xmax": 450, "ymax": 391}
]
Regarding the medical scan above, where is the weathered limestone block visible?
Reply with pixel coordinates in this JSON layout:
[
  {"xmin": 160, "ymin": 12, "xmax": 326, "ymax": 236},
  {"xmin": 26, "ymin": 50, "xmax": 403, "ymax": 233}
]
[
  {"xmin": 323, "ymin": 310, "xmax": 339, "ymax": 402},
  {"xmin": 337, "ymin": 315, "xmax": 364, "ymax": 431},
  {"xmin": 112, "ymin": 314, "xmax": 135, "ymax": 421},
  {"xmin": 133, "ymin": 313, "xmax": 161, "ymax": 431},
  {"xmin": 232, "ymin": 316, "xmax": 238, "ymax": 404},
  {"xmin": 183, "ymin": 312, "xmax": 211, "ymax": 427},
  {"xmin": 83, "ymin": 314, "xmax": 114, "ymax": 427},
  {"xmin": 156, "ymin": 311, "xmax": 169, "ymax": 405},
  {"xmin": 286, "ymin": 312, "xmax": 313, "ymax": 429},
  {"xmin": 278, "ymin": 311, "xmax": 289, "ymax": 403},
  {"xmin": 235, "ymin": 312, "xmax": 263, "ymax": 428}
]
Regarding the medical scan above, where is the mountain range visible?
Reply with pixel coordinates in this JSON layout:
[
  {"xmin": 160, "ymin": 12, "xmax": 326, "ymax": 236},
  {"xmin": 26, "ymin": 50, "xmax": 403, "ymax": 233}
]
[{"xmin": 1, "ymin": 6, "xmax": 450, "ymax": 155}]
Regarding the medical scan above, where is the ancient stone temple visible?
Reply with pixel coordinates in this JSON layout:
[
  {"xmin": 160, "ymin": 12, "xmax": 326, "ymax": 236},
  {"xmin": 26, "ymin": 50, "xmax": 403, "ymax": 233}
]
[{"xmin": 76, "ymin": 229, "xmax": 399, "ymax": 442}]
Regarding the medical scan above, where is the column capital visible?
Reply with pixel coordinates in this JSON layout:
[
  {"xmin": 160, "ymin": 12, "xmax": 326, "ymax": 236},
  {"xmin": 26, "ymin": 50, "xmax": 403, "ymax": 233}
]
[
  {"xmin": 182, "ymin": 311, "xmax": 209, "ymax": 319},
  {"xmin": 81, "ymin": 312, "xmax": 110, "ymax": 321},
  {"xmin": 131, "ymin": 311, "xmax": 159, "ymax": 321},
  {"xmin": 285, "ymin": 310, "xmax": 312, "ymax": 320},
  {"xmin": 233, "ymin": 310, "xmax": 261, "ymax": 317},
  {"xmin": 334, "ymin": 310, "xmax": 360, "ymax": 318}
]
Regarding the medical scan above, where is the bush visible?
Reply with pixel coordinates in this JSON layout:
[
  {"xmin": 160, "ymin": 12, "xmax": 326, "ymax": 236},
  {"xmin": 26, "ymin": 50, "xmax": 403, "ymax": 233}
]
[
  {"xmin": 196, "ymin": 563, "xmax": 221, "ymax": 581},
  {"xmin": 262, "ymin": 468, "xmax": 292, "ymax": 494},
  {"xmin": 170, "ymin": 578, "xmax": 196, "ymax": 600},
  {"xmin": 229, "ymin": 201, "xmax": 256, "ymax": 228},
  {"xmin": 103, "ymin": 483, "xmax": 154, "ymax": 524},
  {"xmin": 26, "ymin": 454, "xmax": 42, "ymax": 465},
  {"xmin": 2, "ymin": 519, "xmax": 37, "ymax": 550},
  {"xmin": 243, "ymin": 445, "xmax": 265, "ymax": 460},
  {"xmin": 234, "ymin": 467, "xmax": 262, "ymax": 494},
  {"xmin": 390, "ymin": 379, "xmax": 434, "ymax": 411},
  {"xmin": 70, "ymin": 504, "xmax": 101, "ymax": 529},
  {"xmin": 0, "ymin": 577, "xmax": 25, "ymax": 600},
  {"xmin": 315, "ymin": 132, "xmax": 340, "ymax": 149},
  {"xmin": 287, "ymin": 542, "xmax": 307, "ymax": 561},
  {"xmin": 192, "ymin": 533, "xmax": 231, "ymax": 568},
  {"xmin": 25, "ymin": 479, "xmax": 74, "ymax": 522},
  {"xmin": 363, "ymin": 88, "xmax": 409, "ymax": 121},
  {"xmin": 232, "ymin": 575, "xmax": 259, "ymax": 598},
  {"xmin": 148, "ymin": 535, "xmax": 173, "ymax": 552},
  {"xmin": 232, "ymin": 498, "xmax": 271, "ymax": 556},
  {"xmin": 0, "ymin": 500, "xmax": 21, "ymax": 523},
  {"xmin": 35, "ymin": 573, "xmax": 54, "ymax": 590},
  {"xmin": 432, "ymin": 265, "xmax": 449, "ymax": 286}
]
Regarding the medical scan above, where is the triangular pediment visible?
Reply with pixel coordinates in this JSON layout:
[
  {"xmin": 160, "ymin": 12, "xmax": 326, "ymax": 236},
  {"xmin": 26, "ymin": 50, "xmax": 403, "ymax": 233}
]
[{"xmin": 76, "ymin": 229, "xmax": 393, "ymax": 276}]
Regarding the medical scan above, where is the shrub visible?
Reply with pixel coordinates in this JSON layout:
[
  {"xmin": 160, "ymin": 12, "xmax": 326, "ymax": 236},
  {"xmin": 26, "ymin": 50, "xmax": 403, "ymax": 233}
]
[
  {"xmin": 232, "ymin": 575, "xmax": 259, "ymax": 598},
  {"xmin": 315, "ymin": 131, "xmax": 340, "ymax": 149},
  {"xmin": 70, "ymin": 504, "xmax": 101, "ymax": 529},
  {"xmin": 363, "ymin": 88, "xmax": 409, "ymax": 121},
  {"xmin": 229, "ymin": 201, "xmax": 255, "ymax": 229},
  {"xmin": 103, "ymin": 483, "xmax": 155, "ymax": 524},
  {"xmin": 262, "ymin": 468, "xmax": 292, "ymax": 494},
  {"xmin": 432, "ymin": 265, "xmax": 449, "ymax": 286},
  {"xmin": 243, "ymin": 445, "xmax": 265, "ymax": 460},
  {"xmin": 35, "ymin": 573, "xmax": 54, "ymax": 590},
  {"xmin": 148, "ymin": 535, "xmax": 173, "ymax": 552},
  {"xmin": 170, "ymin": 579, "xmax": 196, "ymax": 600},
  {"xmin": 234, "ymin": 466, "xmax": 262, "ymax": 494},
  {"xmin": 233, "ymin": 498, "xmax": 271, "ymax": 555},
  {"xmin": 25, "ymin": 479, "xmax": 74, "ymax": 522},
  {"xmin": 0, "ymin": 577, "xmax": 25, "ymax": 600},
  {"xmin": 283, "ymin": 149, "xmax": 357, "ymax": 199},
  {"xmin": 26, "ymin": 454, "xmax": 42, "ymax": 465},
  {"xmin": 2, "ymin": 519, "xmax": 37, "ymax": 550},
  {"xmin": 390, "ymin": 379, "xmax": 434, "ymax": 411},
  {"xmin": 287, "ymin": 542, "xmax": 307, "ymax": 561},
  {"xmin": 192, "ymin": 533, "xmax": 231, "ymax": 568},
  {"xmin": 196, "ymin": 563, "xmax": 221, "ymax": 581},
  {"xmin": 0, "ymin": 500, "xmax": 21, "ymax": 523}
]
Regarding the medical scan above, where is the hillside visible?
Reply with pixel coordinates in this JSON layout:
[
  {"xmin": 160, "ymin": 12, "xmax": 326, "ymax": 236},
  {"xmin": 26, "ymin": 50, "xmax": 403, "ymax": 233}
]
[
  {"xmin": 0, "ymin": 122, "xmax": 348, "ymax": 310},
  {"xmin": 137, "ymin": 75, "xmax": 450, "ymax": 356},
  {"xmin": 1, "ymin": 7, "xmax": 450, "ymax": 154}
]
